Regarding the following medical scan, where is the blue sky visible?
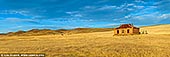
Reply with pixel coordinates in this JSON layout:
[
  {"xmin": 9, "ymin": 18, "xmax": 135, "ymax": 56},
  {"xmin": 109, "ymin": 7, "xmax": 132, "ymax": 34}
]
[{"xmin": 0, "ymin": 0, "xmax": 170, "ymax": 33}]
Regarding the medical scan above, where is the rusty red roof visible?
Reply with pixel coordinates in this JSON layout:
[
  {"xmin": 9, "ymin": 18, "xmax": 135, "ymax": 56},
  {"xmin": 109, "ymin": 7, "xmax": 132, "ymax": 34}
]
[{"xmin": 116, "ymin": 24, "xmax": 139, "ymax": 29}]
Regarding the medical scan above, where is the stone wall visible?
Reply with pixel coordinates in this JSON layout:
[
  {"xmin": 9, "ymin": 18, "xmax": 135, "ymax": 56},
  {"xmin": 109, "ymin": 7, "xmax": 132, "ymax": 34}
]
[{"xmin": 114, "ymin": 28, "xmax": 134, "ymax": 35}]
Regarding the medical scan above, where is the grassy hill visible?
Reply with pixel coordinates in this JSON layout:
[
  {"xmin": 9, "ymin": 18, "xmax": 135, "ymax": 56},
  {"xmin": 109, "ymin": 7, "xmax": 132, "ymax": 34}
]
[
  {"xmin": 140, "ymin": 24, "xmax": 170, "ymax": 34},
  {"xmin": 3, "ymin": 28, "xmax": 113, "ymax": 36}
]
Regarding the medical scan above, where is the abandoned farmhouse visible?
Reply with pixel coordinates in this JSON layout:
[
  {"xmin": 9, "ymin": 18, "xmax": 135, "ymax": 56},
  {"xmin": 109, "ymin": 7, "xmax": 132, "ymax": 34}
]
[{"xmin": 113, "ymin": 24, "xmax": 140, "ymax": 35}]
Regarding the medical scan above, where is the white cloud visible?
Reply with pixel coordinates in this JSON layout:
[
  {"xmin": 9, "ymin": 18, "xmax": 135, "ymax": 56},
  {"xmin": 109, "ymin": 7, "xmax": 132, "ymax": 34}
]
[
  {"xmin": 133, "ymin": 6, "xmax": 157, "ymax": 16},
  {"xmin": 84, "ymin": 6, "xmax": 96, "ymax": 9},
  {"xmin": 32, "ymin": 15, "xmax": 44, "ymax": 19},
  {"xmin": 114, "ymin": 3, "xmax": 143, "ymax": 11},
  {"xmin": 154, "ymin": 0, "xmax": 170, "ymax": 5},
  {"xmin": 96, "ymin": 0, "xmax": 109, "ymax": 3},
  {"xmin": 4, "ymin": 18, "xmax": 38, "ymax": 23},
  {"xmin": 160, "ymin": 14, "xmax": 170, "ymax": 19},
  {"xmin": 81, "ymin": 19, "xmax": 94, "ymax": 22},
  {"xmin": 65, "ymin": 12, "xmax": 73, "ymax": 14},
  {"xmin": 98, "ymin": 5, "xmax": 117, "ymax": 10},
  {"xmin": 127, "ymin": 8, "xmax": 134, "ymax": 11},
  {"xmin": 81, "ymin": 6, "xmax": 97, "ymax": 11},
  {"xmin": 66, "ymin": 11, "xmax": 79, "ymax": 14},
  {"xmin": 135, "ymin": 0, "xmax": 146, "ymax": 4},
  {"xmin": 127, "ymin": 4, "xmax": 135, "ymax": 6},
  {"xmin": 124, "ymin": 15, "xmax": 132, "ymax": 19},
  {"xmin": 134, "ymin": 5, "xmax": 144, "ymax": 9},
  {"xmin": 127, "ymin": 12, "xmax": 170, "ymax": 24},
  {"xmin": 74, "ymin": 14, "xmax": 83, "ymax": 17},
  {"xmin": 66, "ymin": 11, "xmax": 83, "ymax": 17},
  {"xmin": 0, "ymin": 10, "xmax": 30, "ymax": 16},
  {"xmin": 116, "ymin": 4, "xmax": 126, "ymax": 9}
]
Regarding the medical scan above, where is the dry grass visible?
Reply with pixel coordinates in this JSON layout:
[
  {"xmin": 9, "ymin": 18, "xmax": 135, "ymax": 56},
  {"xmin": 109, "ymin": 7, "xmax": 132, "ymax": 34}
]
[
  {"xmin": 140, "ymin": 24, "xmax": 170, "ymax": 34},
  {"xmin": 0, "ymin": 24, "xmax": 170, "ymax": 57}
]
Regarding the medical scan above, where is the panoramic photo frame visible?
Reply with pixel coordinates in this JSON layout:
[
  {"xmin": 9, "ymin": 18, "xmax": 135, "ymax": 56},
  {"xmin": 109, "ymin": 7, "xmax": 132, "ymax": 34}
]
[{"xmin": 0, "ymin": 0, "xmax": 170, "ymax": 57}]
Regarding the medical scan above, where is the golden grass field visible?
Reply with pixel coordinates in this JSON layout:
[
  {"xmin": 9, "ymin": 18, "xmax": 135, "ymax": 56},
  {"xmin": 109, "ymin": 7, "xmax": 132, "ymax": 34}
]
[{"xmin": 0, "ymin": 24, "xmax": 170, "ymax": 57}]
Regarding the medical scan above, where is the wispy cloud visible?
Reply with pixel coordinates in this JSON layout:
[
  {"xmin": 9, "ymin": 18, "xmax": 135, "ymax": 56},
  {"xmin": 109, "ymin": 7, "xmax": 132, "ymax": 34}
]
[
  {"xmin": 97, "ymin": 5, "xmax": 117, "ymax": 10},
  {"xmin": 2, "ymin": 18, "xmax": 40, "ymax": 24},
  {"xmin": 0, "ymin": 10, "xmax": 30, "ymax": 16}
]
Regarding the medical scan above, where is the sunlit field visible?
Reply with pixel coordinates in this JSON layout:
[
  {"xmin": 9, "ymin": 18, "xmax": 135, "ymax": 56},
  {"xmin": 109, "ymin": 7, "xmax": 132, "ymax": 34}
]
[{"xmin": 0, "ymin": 24, "xmax": 170, "ymax": 57}]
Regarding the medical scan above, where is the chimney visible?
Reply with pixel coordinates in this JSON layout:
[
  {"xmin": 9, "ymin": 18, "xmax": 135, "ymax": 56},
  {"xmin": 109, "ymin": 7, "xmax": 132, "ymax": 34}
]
[{"xmin": 131, "ymin": 23, "xmax": 133, "ymax": 26}]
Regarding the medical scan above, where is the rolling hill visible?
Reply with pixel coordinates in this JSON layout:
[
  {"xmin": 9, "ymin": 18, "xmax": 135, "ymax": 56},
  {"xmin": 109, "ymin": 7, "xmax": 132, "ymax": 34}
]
[
  {"xmin": 2, "ymin": 28, "xmax": 113, "ymax": 36},
  {"xmin": 140, "ymin": 24, "xmax": 170, "ymax": 34}
]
